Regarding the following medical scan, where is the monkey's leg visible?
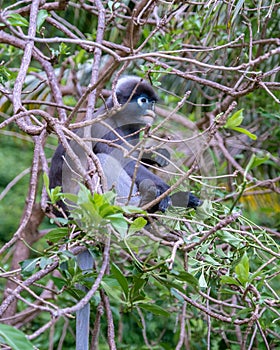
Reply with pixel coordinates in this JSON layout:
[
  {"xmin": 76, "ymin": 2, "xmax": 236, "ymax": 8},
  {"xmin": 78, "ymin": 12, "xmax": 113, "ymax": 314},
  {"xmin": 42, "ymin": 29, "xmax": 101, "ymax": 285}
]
[{"xmin": 76, "ymin": 250, "xmax": 93, "ymax": 350}]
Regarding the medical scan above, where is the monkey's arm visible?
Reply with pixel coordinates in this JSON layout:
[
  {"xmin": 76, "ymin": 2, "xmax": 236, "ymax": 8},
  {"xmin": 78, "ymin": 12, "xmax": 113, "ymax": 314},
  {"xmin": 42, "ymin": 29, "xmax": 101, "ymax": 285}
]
[
  {"xmin": 141, "ymin": 148, "xmax": 170, "ymax": 168},
  {"xmin": 49, "ymin": 143, "xmax": 64, "ymax": 189},
  {"xmin": 125, "ymin": 161, "xmax": 203, "ymax": 212},
  {"xmin": 124, "ymin": 160, "xmax": 171, "ymax": 212},
  {"xmin": 139, "ymin": 149, "xmax": 202, "ymax": 209},
  {"xmin": 170, "ymin": 191, "xmax": 203, "ymax": 209},
  {"xmin": 138, "ymin": 178, "xmax": 202, "ymax": 210}
]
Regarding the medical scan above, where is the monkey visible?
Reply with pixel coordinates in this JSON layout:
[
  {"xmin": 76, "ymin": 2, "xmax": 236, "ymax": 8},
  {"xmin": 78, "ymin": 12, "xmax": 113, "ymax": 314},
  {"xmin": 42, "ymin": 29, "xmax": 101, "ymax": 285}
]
[
  {"xmin": 48, "ymin": 76, "xmax": 203, "ymax": 350},
  {"xmin": 49, "ymin": 76, "xmax": 202, "ymax": 214}
]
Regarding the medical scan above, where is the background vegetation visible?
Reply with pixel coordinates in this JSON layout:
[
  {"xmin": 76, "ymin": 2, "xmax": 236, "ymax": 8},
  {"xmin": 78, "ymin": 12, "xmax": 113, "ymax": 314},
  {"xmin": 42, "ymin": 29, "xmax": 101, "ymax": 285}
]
[{"xmin": 0, "ymin": 0, "xmax": 279, "ymax": 349}]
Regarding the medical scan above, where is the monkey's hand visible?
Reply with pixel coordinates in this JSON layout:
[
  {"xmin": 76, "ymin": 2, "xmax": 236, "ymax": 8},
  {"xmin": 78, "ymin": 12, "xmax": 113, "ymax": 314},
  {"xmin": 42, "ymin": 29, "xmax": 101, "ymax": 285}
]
[
  {"xmin": 139, "ymin": 179, "xmax": 171, "ymax": 212},
  {"xmin": 170, "ymin": 191, "xmax": 203, "ymax": 209},
  {"xmin": 188, "ymin": 192, "xmax": 203, "ymax": 208}
]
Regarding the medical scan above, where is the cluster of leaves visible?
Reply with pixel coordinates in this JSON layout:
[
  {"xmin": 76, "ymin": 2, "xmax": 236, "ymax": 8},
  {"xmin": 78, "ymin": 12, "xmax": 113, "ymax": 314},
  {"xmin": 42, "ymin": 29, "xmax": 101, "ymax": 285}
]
[{"xmin": 3, "ymin": 181, "xmax": 280, "ymax": 349}]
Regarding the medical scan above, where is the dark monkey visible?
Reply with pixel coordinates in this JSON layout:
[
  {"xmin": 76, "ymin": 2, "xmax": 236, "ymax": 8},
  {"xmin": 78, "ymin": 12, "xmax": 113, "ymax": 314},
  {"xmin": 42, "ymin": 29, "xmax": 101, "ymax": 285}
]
[{"xmin": 49, "ymin": 76, "xmax": 202, "ymax": 213}]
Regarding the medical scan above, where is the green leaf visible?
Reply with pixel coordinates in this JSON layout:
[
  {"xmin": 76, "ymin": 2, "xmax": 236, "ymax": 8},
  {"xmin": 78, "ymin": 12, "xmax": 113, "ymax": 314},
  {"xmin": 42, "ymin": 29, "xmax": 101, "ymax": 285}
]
[
  {"xmin": 50, "ymin": 186, "xmax": 63, "ymax": 203},
  {"xmin": 204, "ymin": 255, "xmax": 221, "ymax": 266},
  {"xmin": 58, "ymin": 250, "xmax": 76, "ymax": 261},
  {"xmin": 131, "ymin": 275, "xmax": 148, "ymax": 299},
  {"xmin": 218, "ymin": 231, "xmax": 243, "ymax": 247},
  {"xmin": 138, "ymin": 303, "xmax": 170, "ymax": 317},
  {"xmin": 103, "ymin": 190, "xmax": 117, "ymax": 204},
  {"xmin": 76, "ymin": 184, "xmax": 90, "ymax": 204},
  {"xmin": 59, "ymin": 42, "xmax": 70, "ymax": 56},
  {"xmin": 0, "ymin": 324, "xmax": 33, "ymax": 350},
  {"xmin": 100, "ymin": 203, "xmax": 119, "ymax": 218},
  {"xmin": 36, "ymin": 10, "xmax": 49, "ymax": 31},
  {"xmin": 122, "ymin": 205, "xmax": 146, "ymax": 214},
  {"xmin": 170, "ymin": 270, "xmax": 198, "ymax": 288},
  {"xmin": 74, "ymin": 49, "xmax": 87, "ymax": 65},
  {"xmin": 43, "ymin": 172, "xmax": 50, "ymax": 197},
  {"xmin": 224, "ymin": 109, "xmax": 257, "ymax": 140},
  {"xmin": 231, "ymin": 126, "xmax": 257, "ymax": 140},
  {"xmin": 111, "ymin": 263, "xmax": 129, "ymax": 298},
  {"xmin": 232, "ymin": 0, "xmax": 245, "ymax": 24},
  {"xmin": 51, "ymin": 276, "xmax": 67, "ymax": 289},
  {"xmin": 7, "ymin": 13, "xmax": 29, "ymax": 27},
  {"xmin": 195, "ymin": 199, "xmax": 213, "ymax": 220},
  {"xmin": 44, "ymin": 172, "xmax": 62, "ymax": 204},
  {"xmin": 63, "ymin": 193, "xmax": 78, "ymax": 203},
  {"xmin": 107, "ymin": 0, "xmax": 114, "ymax": 12},
  {"xmin": 101, "ymin": 281, "xmax": 123, "ymax": 303},
  {"xmin": 44, "ymin": 227, "xmax": 68, "ymax": 243},
  {"xmin": 224, "ymin": 109, "xmax": 244, "ymax": 129},
  {"xmin": 161, "ymin": 279, "xmax": 187, "ymax": 294},
  {"xmin": 108, "ymin": 214, "xmax": 128, "ymax": 237},
  {"xmin": 170, "ymin": 288, "xmax": 185, "ymax": 302},
  {"xmin": 220, "ymin": 275, "xmax": 240, "ymax": 286},
  {"xmin": 198, "ymin": 270, "xmax": 207, "ymax": 288},
  {"xmin": 39, "ymin": 257, "xmax": 53, "ymax": 269},
  {"xmin": 20, "ymin": 258, "xmax": 39, "ymax": 273},
  {"xmin": 50, "ymin": 217, "xmax": 68, "ymax": 225},
  {"xmin": 247, "ymin": 153, "xmax": 270, "ymax": 171},
  {"xmin": 128, "ymin": 217, "xmax": 147, "ymax": 235},
  {"xmin": 235, "ymin": 252, "xmax": 249, "ymax": 286},
  {"xmin": 0, "ymin": 66, "xmax": 11, "ymax": 85},
  {"xmin": 51, "ymin": 42, "xmax": 70, "ymax": 58}
]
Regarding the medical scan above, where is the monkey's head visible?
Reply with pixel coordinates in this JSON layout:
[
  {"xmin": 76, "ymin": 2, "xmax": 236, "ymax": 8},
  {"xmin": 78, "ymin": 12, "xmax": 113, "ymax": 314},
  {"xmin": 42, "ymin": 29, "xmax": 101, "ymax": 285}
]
[{"xmin": 110, "ymin": 76, "xmax": 159, "ymax": 127}]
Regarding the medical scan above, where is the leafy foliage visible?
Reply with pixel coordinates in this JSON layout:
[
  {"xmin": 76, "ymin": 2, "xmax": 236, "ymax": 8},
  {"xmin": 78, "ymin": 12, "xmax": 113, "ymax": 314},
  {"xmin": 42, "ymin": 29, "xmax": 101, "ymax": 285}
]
[{"xmin": 0, "ymin": 324, "xmax": 33, "ymax": 350}]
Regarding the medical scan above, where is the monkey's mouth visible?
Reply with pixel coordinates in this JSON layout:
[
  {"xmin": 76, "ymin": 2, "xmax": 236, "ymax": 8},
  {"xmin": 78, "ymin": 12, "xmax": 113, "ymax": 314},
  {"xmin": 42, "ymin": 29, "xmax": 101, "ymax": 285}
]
[{"xmin": 142, "ymin": 110, "xmax": 156, "ymax": 124}]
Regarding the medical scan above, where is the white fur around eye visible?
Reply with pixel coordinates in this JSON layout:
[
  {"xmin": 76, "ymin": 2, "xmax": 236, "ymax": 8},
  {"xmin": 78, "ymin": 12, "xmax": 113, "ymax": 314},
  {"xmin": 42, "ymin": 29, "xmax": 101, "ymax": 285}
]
[{"xmin": 137, "ymin": 96, "xmax": 148, "ymax": 107}]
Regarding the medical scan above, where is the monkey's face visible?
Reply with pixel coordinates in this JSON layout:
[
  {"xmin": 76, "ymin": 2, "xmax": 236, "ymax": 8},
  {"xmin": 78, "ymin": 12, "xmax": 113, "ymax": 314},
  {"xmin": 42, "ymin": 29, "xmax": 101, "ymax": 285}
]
[
  {"xmin": 134, "ymin": 94, "xmax": 156, "ymax": 124},
  {"xmin": 111, "ymin": 93, "xmax": 157, "ymax": 128},
  {"xmin": 110, "ymin": 76, "xmax": 158, "ymax": 128}
]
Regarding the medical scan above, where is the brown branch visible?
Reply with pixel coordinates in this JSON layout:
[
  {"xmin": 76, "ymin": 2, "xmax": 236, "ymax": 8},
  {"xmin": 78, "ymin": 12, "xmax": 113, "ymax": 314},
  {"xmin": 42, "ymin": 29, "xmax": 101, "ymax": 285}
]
[
  {"xmin": 101, "ymin": 290, "xmax": 117, "ymax": 350},
  {"xmin": 184, "ymin": 213, "xmax": 240, "ymax": 252},
  {"xmin": 0, "ymin": 259, "xmax": 59, "ymax": 319}
]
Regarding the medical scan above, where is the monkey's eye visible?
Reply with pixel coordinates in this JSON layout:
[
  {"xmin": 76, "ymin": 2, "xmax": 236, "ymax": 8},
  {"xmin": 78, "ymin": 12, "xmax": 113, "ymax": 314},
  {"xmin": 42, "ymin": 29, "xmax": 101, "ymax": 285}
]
[{"xmin": 137, "ymin": 96, "xmax": 149, "ymax": 107}]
